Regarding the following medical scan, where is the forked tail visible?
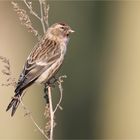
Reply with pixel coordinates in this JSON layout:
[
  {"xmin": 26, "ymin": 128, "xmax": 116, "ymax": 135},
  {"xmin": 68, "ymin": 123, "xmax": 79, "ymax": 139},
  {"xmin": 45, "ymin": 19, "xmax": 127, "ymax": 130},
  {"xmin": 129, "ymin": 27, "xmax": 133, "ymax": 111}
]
[{"xmin": 6, "ymin": 91, "xmax": 23, "ymax": 116}]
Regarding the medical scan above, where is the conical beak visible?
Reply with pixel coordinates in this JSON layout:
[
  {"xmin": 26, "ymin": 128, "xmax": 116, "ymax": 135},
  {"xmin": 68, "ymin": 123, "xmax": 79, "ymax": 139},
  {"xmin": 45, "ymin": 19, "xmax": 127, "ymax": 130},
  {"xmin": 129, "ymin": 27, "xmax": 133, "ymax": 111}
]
[{"xmin": 69, "ymin": 29, "xmax": 75, "ymax": 33}]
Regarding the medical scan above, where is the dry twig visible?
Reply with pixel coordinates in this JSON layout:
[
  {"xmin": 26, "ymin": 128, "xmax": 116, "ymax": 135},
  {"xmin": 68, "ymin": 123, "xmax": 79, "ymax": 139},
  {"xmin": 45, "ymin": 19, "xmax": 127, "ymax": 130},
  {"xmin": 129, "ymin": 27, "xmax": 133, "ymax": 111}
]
[
  {"xmin": 22, "ymin": 0, "xmax": 40, "ymax": 20},
  {"xmin": 11, "ymin": 1, "xmax": 40, "ymax": 40},
  {"xmin": 47, "ymin": 86, "xmax": 54, "ymax": 140},
  {"xmin": 42, "ymin": 0, "xmax": 49, "ymax": 29},
  {"xmin": 53, "ymin": 75, "xmax": 67, "ymax": 113},
  {"xmin": 39, "ymin": 0, "xmax": 46, "ymax": 33},
  {"xmin": 22, "ymin": 0, "xmax": 50, "ymax": 34}
]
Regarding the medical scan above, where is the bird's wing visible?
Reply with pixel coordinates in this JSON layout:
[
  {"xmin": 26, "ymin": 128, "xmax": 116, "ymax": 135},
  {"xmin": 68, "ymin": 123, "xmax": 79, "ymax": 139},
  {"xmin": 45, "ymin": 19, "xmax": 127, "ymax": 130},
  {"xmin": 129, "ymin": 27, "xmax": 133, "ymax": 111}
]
[{"xmin": 15, "ymin": 39, "xmax": 61, "ymax": 93}]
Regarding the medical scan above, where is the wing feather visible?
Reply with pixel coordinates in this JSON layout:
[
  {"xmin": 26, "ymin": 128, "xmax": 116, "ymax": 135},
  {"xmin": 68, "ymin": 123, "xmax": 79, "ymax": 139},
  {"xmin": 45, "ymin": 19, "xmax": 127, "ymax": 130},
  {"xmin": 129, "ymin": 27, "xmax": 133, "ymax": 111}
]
[{"xmin": 15, "ymin": 38, "xmax": 61, "ymax": 92}]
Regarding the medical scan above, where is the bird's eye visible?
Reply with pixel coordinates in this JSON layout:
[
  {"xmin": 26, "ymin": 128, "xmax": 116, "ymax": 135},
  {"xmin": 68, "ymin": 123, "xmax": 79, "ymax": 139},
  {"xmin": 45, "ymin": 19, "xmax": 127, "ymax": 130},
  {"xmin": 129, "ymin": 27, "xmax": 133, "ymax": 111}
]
[{"xmin": 60, "ymin": 26, "xmax": 65, "ymax": 30}]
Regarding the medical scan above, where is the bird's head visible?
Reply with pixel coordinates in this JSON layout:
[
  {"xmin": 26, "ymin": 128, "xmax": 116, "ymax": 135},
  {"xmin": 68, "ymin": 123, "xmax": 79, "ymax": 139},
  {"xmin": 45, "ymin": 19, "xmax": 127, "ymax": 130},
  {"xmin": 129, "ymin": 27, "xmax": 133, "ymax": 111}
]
[{"xmin": 47, "ymin": 22, "xmax": 74, "ymax": 40}]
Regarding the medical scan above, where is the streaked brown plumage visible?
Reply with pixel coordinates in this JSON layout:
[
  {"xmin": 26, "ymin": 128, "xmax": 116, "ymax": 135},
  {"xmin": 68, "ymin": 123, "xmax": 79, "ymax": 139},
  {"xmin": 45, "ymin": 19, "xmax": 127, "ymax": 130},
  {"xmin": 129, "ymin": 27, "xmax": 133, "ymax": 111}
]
[{"xmin": 6, "ymin": 22, "xmax": 74, "ymax": 116}]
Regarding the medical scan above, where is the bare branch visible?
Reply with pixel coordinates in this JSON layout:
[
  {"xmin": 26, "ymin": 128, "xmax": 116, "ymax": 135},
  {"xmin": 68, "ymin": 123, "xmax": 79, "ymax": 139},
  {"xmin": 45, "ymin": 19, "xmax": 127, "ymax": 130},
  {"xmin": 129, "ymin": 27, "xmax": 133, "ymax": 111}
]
[
  {"xmin": 39, "ymin": 0, "xmax": 46, "ymax": 33},
  {"xmin": 12, "ymin": 0, "xmax": 50, "ymax": 38},
  {"xmin": 44, "ymin": 103, "xmax": 51, "ymax": 137},
  {"xmin": 23, "ymin": 0, "xmax": 49, "ymax": 33},
  {"xmin": 23, "ymin": 0, "xmax": 40, "ymax": 20},
  {"xmin": 42, "ymin": 0, "xmax": 49, "ymax": 29},
  {"xmin": 47, "ymin": 86, "xmax": 54, "ymax": 140}
]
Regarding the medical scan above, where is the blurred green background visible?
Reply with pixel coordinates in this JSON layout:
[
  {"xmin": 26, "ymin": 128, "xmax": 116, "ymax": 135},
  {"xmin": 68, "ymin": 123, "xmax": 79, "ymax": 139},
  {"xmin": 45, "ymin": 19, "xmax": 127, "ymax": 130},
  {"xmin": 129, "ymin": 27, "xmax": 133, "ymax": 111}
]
[{"xmin": 1, "ymin": 0, "xmax": 140, "ymax": 139}]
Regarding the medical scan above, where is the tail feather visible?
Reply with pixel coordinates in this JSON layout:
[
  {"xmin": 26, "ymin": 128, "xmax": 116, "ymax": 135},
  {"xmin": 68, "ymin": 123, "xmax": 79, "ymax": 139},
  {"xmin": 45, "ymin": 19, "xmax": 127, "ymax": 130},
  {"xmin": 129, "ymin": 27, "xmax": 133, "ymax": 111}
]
[{"xmin": 6, "ymin": 92, "xmax": 22, "ymax": 116}]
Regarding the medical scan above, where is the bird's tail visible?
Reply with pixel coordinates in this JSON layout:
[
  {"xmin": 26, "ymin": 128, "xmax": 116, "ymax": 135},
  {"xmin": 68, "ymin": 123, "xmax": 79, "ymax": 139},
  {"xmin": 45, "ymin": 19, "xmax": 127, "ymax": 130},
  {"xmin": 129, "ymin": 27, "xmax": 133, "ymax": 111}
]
[{"xmin": 6, "ymin": 91, "xmax": 23, "ymax": 116}]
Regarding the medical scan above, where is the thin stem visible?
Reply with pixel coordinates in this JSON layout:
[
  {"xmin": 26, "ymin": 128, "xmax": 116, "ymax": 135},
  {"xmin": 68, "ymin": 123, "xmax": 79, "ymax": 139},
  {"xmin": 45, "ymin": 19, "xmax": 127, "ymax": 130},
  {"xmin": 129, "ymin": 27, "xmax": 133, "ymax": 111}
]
[
  {"xmin": 23, "ymin": 0, "xmax": 41, "ymax": 20},
  {"xmin": 42, "ymin": 1, "xmax": 49, "ymax": 29},
  {"xmin": 48, "ymin": 86, "xmax": 54, "ymax": 140},
  {"xmin": 53, "ymin": 83, "xmax": 63, "ymax": 113},
  {"xmin": 39, "ymin": 0, "xmax": 46, "ymax": 33},
  {"xmin": 30, "ymin": 115, "xmax": 49, "ymax": 139},
  {"xmin": 53, "ymin": 75, "xmax": 66, "ymax": 113}
]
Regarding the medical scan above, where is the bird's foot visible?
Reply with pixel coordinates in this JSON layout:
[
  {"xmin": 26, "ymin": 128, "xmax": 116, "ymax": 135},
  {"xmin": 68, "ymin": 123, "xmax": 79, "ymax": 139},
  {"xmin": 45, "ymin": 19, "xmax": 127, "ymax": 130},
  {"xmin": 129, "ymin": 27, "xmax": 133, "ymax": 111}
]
[
  {"xmin": 43, "ymin": 76, "xmax": 58, "ymax": 104},
  {"xmin": 48, "ymin": 76, "xmax": 58, "ymax": 87}
]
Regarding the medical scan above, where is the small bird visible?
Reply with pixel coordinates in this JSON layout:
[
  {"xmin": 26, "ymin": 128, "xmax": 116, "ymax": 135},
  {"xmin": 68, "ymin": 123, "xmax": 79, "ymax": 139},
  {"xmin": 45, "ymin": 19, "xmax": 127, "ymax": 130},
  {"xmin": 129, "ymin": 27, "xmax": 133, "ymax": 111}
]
[{"xmin": 6, "ymin": 22, "xmax": 74, "ymax": 116}]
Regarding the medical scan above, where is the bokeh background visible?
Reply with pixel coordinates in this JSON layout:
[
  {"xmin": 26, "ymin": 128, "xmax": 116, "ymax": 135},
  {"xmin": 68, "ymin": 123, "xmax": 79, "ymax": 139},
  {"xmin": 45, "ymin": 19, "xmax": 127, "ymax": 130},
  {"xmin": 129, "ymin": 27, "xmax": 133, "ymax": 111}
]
[{"xmin": 1, "ymin": 0, "xmax": 140, "ymax": 139}]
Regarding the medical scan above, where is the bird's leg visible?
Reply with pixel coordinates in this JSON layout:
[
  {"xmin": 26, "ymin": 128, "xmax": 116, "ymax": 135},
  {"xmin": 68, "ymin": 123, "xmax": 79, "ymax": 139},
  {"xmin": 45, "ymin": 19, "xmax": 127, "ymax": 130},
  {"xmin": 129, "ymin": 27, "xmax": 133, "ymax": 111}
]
[
  {"xmin": 48, "ymin": 76, "xmax": 58, "ymax": 87},
  {"xmin": 44, "ymin": 83, "xmax": 49, "ymax": 104},
  {"xmin": 52, "ymin": 76, "xmax": 58, "ymax": 84},
  {"xmin": 43, "ymin": 76, "xmax": 58, "ymax": 104}
]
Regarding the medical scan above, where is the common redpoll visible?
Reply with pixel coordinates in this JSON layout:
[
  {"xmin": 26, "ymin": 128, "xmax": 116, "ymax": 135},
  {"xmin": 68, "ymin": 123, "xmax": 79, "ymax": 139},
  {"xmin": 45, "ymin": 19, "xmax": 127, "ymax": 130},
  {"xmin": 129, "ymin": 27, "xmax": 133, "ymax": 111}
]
[{"xmin": 6, "ymin": 22, "xmax": 74, "ymax": 116}]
